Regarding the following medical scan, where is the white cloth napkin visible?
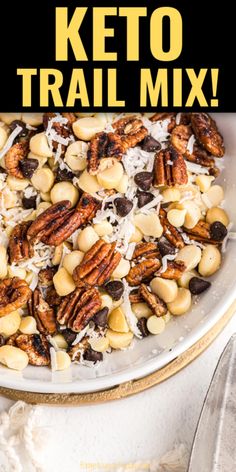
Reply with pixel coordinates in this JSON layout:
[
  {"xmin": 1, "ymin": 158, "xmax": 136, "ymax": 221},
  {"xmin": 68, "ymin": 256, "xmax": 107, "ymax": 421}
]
[{"xmin": 0, "ymin": 401, "xmax": 188, "ymax": 472}]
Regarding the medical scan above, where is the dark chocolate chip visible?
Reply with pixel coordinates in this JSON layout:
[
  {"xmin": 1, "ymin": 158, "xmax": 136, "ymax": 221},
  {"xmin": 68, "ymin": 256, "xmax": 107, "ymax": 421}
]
[
  {"xmin": 93, "ymin": 307, "xmax": 109, "ymax": 327},
  {"xmin": 210, "ymin": 221, "xmax": 227, "ymax": 241},
  {"xmin": 114, "ymin": 198, "xmax": 133, "ymax": 217},
  {"xmin": 0, "ymin": 335, "xmax": 5, "ymax": 347},
  {"xmin": 137, "ymin": 318, "xmax": 149, "ymax": 338},
  {"xmin": 189, "ymin": 277, "xmax": 211, "ymax": 295},
  {"xmin": 19, "ymin": 158, "xmax": 38, "ymax": 178},
  {"xmin": 137, "ymin": 191, "xmax": 154, "ymax": 208},
  {"xmin": 158, "ymin": 240, "xmax": 176, "ymax": 257},
  {"xmin": 61, "ymin": 329, "xmax": 77, "ymax": 345},
  {"xmin": 134, "ymin": 172, "xmax": 153, "ymax": 191},
  {"xmin": 56, "ymin": 167, "xmax": 75, "ymax": 182},
  {"xmin": 22, "ymin": 195, "xmax": 37, "ymax": 209},
  {"xmin": 9, "ymin": 120, "xmax": 28, "ymax": 138},
  {"xmin": 84, "ymin": 348, "xmax": 103, "ymax": 363},
  {"xmin": 142, "ymin": 135, "xmax": 161, "ymax": 152},
  {"xmin": 105, "ymin": 280, "xmax": 124, "ymax": 301}
]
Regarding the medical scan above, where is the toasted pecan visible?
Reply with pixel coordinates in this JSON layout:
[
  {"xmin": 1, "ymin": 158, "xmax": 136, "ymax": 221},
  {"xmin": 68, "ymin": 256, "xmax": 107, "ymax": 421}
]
[
  {"xmin": 5, "ymin": 141, "xmax": 28, "ymax": 179},
  {"xmin": 139, "ymin": 283, "xmax": 167, "ymax": 316},
  {"xmin": 0, "ymin": 278, "xmax": 32, "ymax": 317},
  {"xmin": 184, "ymin": 221, "xmax": 221, "ymax": 244},
  {"xmin": 170, "ymin": 124, "xmax": 192, "ymax": 155},
  {"xmin": 154, "ymin": 147, "xmax": 188, "ymax": 187},
  {"xmin": 57, "ymin": 287, "xmax": 101, "ymax": 332},
  {"xmin": 191, "ymin": 113, "xmax": 225, "ymax": 157},
  {"xmin": 159, "ymin": 209, "xmax": 185, "ymax": 249},
  {"xmin": 28, "ymin": 288, "xmax": 57, "ymax": 335},
  {"xmin": 73, "ymin": 240, "xmax": 121, "ymax": 287},
  {"xmin": 126, "ymin": 259, "xmax": 161, "ymax": 286},
  {"xmin": 132, "ymin": 242, "xmax": 160, "ymax": 260},
  {"xmin": 15, "ymin": 334, "xmax": 50, "ymax": 366},
  {"xmin": 87, "ymin": 116, "xmax": 148, "ymax": 174},
  {"xmin": 9, "ymin": 222, "xmax": 33, "ymax": 263},
  {"xmin": 160, "ymin": 261, "xmax": 186, "ymax": 280},
  {"xmin": 27, "ymin": 194, "xmax": 100, "ymax": 246}
]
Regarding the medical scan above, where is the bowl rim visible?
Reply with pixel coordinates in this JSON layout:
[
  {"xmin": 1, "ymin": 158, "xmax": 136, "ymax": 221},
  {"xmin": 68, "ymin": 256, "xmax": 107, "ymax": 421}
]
[{"xmin": 0, "ymin": 281, "xmax": 235, "ymax": 393}]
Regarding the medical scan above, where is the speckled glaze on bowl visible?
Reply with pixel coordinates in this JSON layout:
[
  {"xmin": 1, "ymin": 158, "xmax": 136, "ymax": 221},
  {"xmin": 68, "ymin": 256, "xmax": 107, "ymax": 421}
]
[{"xmin": 0, "ymin": 113, "xmax": 236, "ymax": 394}]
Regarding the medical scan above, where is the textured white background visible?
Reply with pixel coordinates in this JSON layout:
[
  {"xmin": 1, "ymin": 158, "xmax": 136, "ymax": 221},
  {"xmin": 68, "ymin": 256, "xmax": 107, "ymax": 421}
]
[{"xmin": 0, "ymin": 315, "xmax": 236, "ymax": 471}]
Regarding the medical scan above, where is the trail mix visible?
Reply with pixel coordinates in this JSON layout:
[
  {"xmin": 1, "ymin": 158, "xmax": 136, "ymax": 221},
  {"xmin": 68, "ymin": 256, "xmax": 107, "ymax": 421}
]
[{"xmin": 0, "ymin": 112, "xmax": 233, "ymax": 372}]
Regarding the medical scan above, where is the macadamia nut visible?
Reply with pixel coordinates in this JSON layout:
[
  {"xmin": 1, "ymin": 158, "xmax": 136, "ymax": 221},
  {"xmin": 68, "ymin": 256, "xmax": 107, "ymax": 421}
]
[
  {"xmin": 30, "ymin": 132, "xmax": 53, "ymax": 158},
  {"xmin": 167, "ymin": 288, "xmax": 192, "ymax": 315},
  {"xmin": 51, "ymin": 182, "xmax": 79, "ymax": 207},
  {"xmin": 0, "ymin": 345, "xmax": 29, "ymax": 371},
  {"xmin": 77, "ymin": 227, "xmax": 99, "ymax": 252},
  {"xmin": 198, "ymin": 245, "xmax": 221, "ymax": 277},
  {"xmin": 53, "ymin": 268, "xmax": 76, "ymax": 296}
]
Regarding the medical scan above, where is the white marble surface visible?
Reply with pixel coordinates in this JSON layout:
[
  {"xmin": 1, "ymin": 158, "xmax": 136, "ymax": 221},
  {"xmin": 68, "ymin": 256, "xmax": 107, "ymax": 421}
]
[{"xmin": 0, "ymin": 314, "xmax": 236, "ymax": 471}]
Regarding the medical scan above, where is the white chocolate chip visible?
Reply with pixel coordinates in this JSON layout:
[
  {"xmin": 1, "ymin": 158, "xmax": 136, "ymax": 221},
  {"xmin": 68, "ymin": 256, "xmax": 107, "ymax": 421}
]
[
  {"xmin": 150, "ymin": 278, "xmax": 178, "ymax": 303},
  {"xmin": 167, "ymin": 288, "xmax": 192, "ymax": 315},
  {"xmin": 198, "ymin": 245, "xmax": 221, "ymax": 277},
  {"xmin": 204, "ymin": 185, "xmax": 224, "ymax": 207},
  {"xmin": 162, "ymin": 188, "xmax": 181, "ymax": 203},
  {"xmin": 53, "ymin": 351, "xmax": 71, "ymax": 371},
  {"xmin": 175, "ymin": 245, "xmax": 202, "ymax": 271},
  {"xmin": 167, "ymin": 209, "xmax": 186, "ymax": 228},
  {"xmin": 7, "ymin": 175, "xmax": 29, "ymax": 191},
  {"xmin": 89, "ymin": 336, "xmax": 109, "ymax": 353},
  {"xmin": 195, "ymin": 175, "xmax": 215, "ymax": 193},
  {"xmin": 93, "ymin": 220, "xmax": 113, "ymax": 237},
  {"xmin": 147, "ymin": 316, "xmax": 165, "ymax": 334}
]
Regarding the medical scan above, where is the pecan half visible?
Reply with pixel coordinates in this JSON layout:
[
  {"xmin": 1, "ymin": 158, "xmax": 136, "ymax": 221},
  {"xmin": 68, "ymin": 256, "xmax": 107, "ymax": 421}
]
[
  {"xmin": 87, "ymin": 116, "xmax": 148, "ymax": 174},
  {"xmin": 5, "ymin": 141, "xmax": 28, "ymax": 179},
  {"xmin": 150, "ymin": 113, "xmax": 176, "ymax": 132},
  {"xmin": 9, "ymin": 222, "xmax": 33, "ymax": 263},
  {"xmin": 126, "ymin": 259, "xmax": 161, "ymax": 286},
  {"xmin": 28, "ymin": 288, "xmax": 57, "ymax": 335},
  {"xmin": 184, "ymin": 221, "xmax": 221, "ymax": 244},
  {"xmin": 132, "ymin": 242, "xmax": 160, "ymax": 261},
  {"xmin": 73, "ymin": 240, "xmax": 121, "ymax": 287},
  {"xmin": 154, "ymin": 147, "xmax": 188, "ymax": 187},
  {"xmin": 159, "ymin": 209, "xmax": 185, "ymax": 249},
  {"xmin": 139, "ymin": 284, "xmax": 167, "ymax": 316},
  {"xmin": 160, "ymin": 261, "xmax": 186, "ymax": 280},
  {"xmin": 0, "ymin": 278, "xmax": 31, "ymax": 317},
  {"xmin": 191, "ymin": 113, "xmax": 225, "ymax": 157},
  {"xmin": 27, "ymin": 194, "xmax": 100, "ymax": 246},
  {"xmin": 170, "ymin": 124, "xmax": 192, "ymax": 155},
  {"xmin": 57, "ymin": 287, "xmax": 101, "ymax": 332},
  {"xmin": 15, "ymin": 334, "xmax": 50, "ymax": 366}
]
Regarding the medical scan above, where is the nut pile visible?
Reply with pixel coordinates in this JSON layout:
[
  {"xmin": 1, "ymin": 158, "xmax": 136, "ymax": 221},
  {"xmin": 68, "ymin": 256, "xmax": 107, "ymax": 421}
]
[{"xmin": 0, "ymin": 112, "xmax": 231, "ymax": 372}]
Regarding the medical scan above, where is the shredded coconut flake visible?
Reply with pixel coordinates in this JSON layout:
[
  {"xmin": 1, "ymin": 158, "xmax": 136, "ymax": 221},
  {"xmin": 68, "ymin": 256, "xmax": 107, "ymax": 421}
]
[
  {"xmin": 49, "ymin": 347, "xmax": 57, "ymax": 372},
  {"xmin": 186, "ymin": 135, "xmax": 196, "ymax": 154},
  {"xmin": 126, "ymin": 242, "xmax": 136, "ymax": 260},
  {"xmin": 159, "ymin": 254, "xmax": 177, "ymax": 274},
  {"xmin": 0, "ymin": 125, "xmax": 23, "ymax": 160},
  {"xmin": 121, "ymin": 280, "xmax": 142, "ymax": 338},
  {"xmin": 186, "ymin": 161, "xmax": 209, "ymax": 175},
  {"xmin": 176, "ymin": 113, "xmax": 182, "ymax": 125}
]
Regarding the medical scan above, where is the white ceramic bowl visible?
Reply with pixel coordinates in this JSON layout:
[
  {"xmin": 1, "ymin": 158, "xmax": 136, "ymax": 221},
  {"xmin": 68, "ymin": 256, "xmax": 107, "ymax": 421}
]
[{"xmin": 0, "ymin": 114, "xmax": 236, "ymax": 394}]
